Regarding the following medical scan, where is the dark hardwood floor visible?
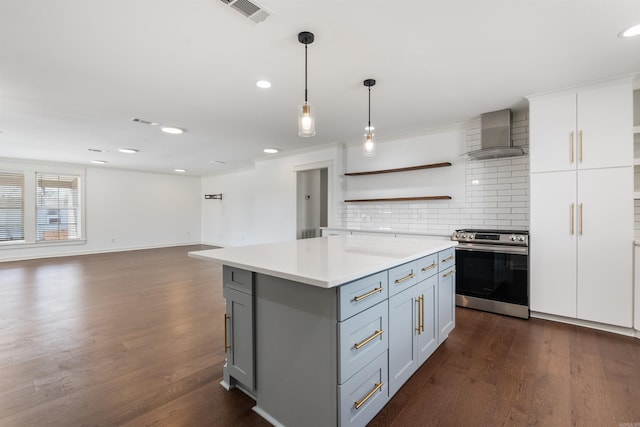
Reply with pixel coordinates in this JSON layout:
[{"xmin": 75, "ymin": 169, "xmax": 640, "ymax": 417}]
[{"xmin": 1, "ymin": 245, "xmax": 639, "ymax": 426}]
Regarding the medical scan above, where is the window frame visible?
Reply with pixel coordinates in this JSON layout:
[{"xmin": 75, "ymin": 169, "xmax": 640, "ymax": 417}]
[{"xmin": 0, "ymin": 160, "xmax": 86, "ymax": 249}]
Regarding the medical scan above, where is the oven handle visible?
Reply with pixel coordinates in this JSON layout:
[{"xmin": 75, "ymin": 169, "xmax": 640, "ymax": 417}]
[{"xmin": 455, "ymin": 244, "xmax": 528, "ymax": 255}]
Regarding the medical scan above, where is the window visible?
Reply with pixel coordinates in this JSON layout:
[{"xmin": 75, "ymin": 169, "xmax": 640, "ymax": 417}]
[
  {"xmin": 0, "ymin": 172, "xmax": 24, "ymax": 242},
  {"xmin": 36, "ymin": 173, "xmax": 81, "ymax": 241}
]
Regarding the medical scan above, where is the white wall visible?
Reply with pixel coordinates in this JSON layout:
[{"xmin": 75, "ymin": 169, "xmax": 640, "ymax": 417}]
[
  {"xmin": 201, "ymin": 146, "xmax": 342, "ymax": 247},
  {"xmin": 0, "ymin": 162, "xmax": 201, "ymax": 261}
]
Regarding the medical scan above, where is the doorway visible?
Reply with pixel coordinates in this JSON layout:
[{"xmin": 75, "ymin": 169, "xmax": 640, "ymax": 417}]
[{"xmin": 296, "ymin": 168, "xmax": 328, "ymax": 239}]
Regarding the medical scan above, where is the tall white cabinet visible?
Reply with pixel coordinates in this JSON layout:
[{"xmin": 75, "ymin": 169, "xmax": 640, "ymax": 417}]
[{"xmin": 528, "ymin": 77, "xmax": 634, "ymax": 328}]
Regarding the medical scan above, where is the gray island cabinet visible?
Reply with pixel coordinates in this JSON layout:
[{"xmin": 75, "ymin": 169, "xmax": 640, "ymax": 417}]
[{"xmin": 190, "ymin": 235, "xmax": 457, "ymax": 427}]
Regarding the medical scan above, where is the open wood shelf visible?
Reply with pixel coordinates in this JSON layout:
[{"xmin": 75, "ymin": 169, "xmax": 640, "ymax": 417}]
[
  {"xmin": 344, "ymin": 162, "xmax": 452, "ymax": 176},
  {"xmin": 344, "ymin": 196, "xmax": 452, "ymax": 203}
]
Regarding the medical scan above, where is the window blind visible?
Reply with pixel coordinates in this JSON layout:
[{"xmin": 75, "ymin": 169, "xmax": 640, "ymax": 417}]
[
  {"xmin": 0, "ymin": 172, "xmax": 24, "ymax": 242},
  {"xmin": 36, "ymin": 173, "xmax": 80, "ymax": 241}
]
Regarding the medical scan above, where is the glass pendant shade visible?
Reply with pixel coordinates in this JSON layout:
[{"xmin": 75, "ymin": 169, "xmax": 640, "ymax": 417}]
[
  {"xmin": 363, "ymin": 132, "xmax": 376, "ymax": 156},
  {"xmin": 362, "ymin": 78, "xmax": 377, "ymax": 156},
  {"xmin": 298, "ymin": 102, "xmax": 315, "ymax": 137}
]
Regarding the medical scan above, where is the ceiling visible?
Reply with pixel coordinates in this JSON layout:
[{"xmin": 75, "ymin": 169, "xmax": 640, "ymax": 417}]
[{"xmin": 1, "ymin": 0, "xmax": 639, "ymax": 176}]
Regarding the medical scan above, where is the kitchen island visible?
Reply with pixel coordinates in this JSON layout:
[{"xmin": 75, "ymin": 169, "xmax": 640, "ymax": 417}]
[{"xmin": 189, "ymin": 235, "xmax": 457, "ymax": 427}]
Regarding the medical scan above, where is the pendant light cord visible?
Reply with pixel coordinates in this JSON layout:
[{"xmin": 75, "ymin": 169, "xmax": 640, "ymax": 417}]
[
  {"xmin": 368, "ymin": 86, "xmax": 371, "ymax": 131},
  {"xmin": 304, "ymin": 44, "xmax": 308, "ymax": 103}
]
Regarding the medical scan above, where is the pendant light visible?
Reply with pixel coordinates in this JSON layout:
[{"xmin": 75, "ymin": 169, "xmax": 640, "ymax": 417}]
[
  {"xmin": 363, "ymin": 79, "xmax": 376, "ymax": 156},
  {"xmin": 298, "ymin": 31, "xmax": 315, "ymax": 137}
]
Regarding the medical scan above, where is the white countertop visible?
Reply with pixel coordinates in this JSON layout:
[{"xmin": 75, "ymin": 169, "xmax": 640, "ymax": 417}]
[{"xmin": 189, "ymin": 235, "xmax": 457, "ymax": 288}]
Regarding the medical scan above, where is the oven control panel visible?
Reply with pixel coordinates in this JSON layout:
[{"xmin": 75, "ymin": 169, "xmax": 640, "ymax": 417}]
[{"xmin": 452, "ymin": 230, "xmax": 528, "ymax": 246}]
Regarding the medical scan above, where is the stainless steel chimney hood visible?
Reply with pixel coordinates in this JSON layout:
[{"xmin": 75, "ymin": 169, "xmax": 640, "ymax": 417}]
[{"xmin": 462, "ymin": 109, "xmax": 526, "ymax": 161}]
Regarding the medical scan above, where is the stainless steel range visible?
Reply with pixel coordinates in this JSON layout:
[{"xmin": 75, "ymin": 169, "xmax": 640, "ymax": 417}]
[{"xmin": 452, "ymin": 229, "xmax": 529, "ymax": 319}]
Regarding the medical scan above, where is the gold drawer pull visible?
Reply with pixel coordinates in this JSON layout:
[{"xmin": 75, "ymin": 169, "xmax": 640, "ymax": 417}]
[
  {"xmin": 353, "ymin": 287, "xmax": 383, "ymax": 302},
  {"xmin": 420, "ymin": 295, "xmax": 425, "ymax": 333},
  {"xmin": 223, "ymin": 314, "xmax": 230, "ymax": 352},
  {"xmin": 354, "ymin": 382, "xmax": 384, "ymax": 410},
  {"xmin": 354, "ymin": 329, "xmax": 384, "ymax": 350},
  {"xmin": 415, "ymin": 298, "xmax": 421, "ymax": 334},
  {"xmin": 421, "ymin": 263, "xmax": 436, "ymax": 272},
  {"xmin": 441, "ymin": 255, "xmax": 454, "ymax": 263},
  {"xmin": 443, "ymin": 270, "xmax": 456, "ymax": 278},
  {"xmin": 394, "ymin": 273, "xmax": 415, "ymax": 284}
]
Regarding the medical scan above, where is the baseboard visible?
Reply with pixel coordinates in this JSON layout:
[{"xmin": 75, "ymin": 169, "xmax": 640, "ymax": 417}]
[
  {"xmin": 0, "ymin": 242, "xmax": 204, "ymax": 263},
  {"xmin": 530, "ymin": 311, "xmax": 638, "ymax": 339}
]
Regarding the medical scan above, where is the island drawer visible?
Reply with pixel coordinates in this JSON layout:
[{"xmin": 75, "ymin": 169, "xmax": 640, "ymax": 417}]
[
  {"xmin": 416, "ymin": 254, "xmax": 438, "ymax": 281},
  {"xmin": 338, "ymin": 271, "xmax": 388, "ymax": 321},
  {"xmin": 388, "ymin": 261, "xmax": 418, "ymax": 296},
  {"xmin": 223, "ymin": 266, "xmax": 254, "ymax": 295},
  {"xmin": 438, "ymin": 248, "xmax": 455, "ymax": 272},
  {"xmin": 338, "ymin": 300, "xmax": 388, "ymax": 384},
  {"xmin": 338, "ymin": 350, "xmax": 389, "ymax": 427}
]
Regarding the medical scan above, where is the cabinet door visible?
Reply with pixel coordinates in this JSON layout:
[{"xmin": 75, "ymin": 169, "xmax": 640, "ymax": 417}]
[
  {"xmin": 529, "ymin": 91, "xmax": 577, "ymax": 173},
  {"xmin": 388, "ymin": 286, "xmax": 418, "ymax": 397},
  {"xmin": 577, "ymin": 81, "xmax": 633, "ymax": 170},
  {"xmin": 417, "ymin": 275, "xmax": 438, "ymax": 365},
  {"xmin": 530, "ymin": 171, "xmax": 577, "ymax": 318},
  {"xmin": 577, "ymin": 167, "xmax": 633, "ymax": 327},
  {"xmin": 225, "ymin": 287, "xmax": 255, "ymax": 390},
  {"xmin": 438, "ymin": 266, "xmax": 455, "ymax": 343}
]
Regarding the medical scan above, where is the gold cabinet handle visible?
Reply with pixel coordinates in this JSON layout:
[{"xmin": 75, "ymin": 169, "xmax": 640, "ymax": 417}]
[
  {"xmin": 354, "ymin": 382, "xmax": 384, "ymax": 410},
  {"xmin": 579, "ymin": 130, "xmax": 583, "ymax": 162},
  {"xmin": 394, "ymin": 273, "xmax": 415, "ymax": 284},
  {"xmin": 354, "ymin": 329, "xmax": 384, "ymax": 350},
  {"xmin": 570, "ymin": 203, "xmax": 575, "ymax": 235},
  {"xmin": 579, "ymin": 203, "xmax": 583, "ymax": 235},
  {"xmin": 443, "ymin": 270, "xmax": 456, "ymax": 278},
  {"xmin": 353, "ymin": 287, "xmax": 383, "ymax": 302},
  {"xmin": 224, "ymin": 314, "xmax": 230, "ymax": 352},
  {"xmin": 420, "ymin": 295, "xmax": 425, "ymax": 333},
  {"xmin": 421, "ymin": 263, "xmax": 437, "ymax": 272},
  {"xmin": 441, "ymin": 255, "xmax": 454, "ymax": 263},
  {"xmin": 570, "ymin": 131, "xmax": 574, "ymax": 163},
  {"xmin": 415, "ymin": 297, "xmax": 421, "ymax": 334}
]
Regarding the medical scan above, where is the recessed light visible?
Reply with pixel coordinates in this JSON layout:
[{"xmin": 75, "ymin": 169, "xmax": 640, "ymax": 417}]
[
  {"xmin": 174, "ymin": 168, "xmax": 187, "ymax": 173},
  {"xmin": 210, "ymin": 160, "xmax": 227, "ymax": 165},
  {"xmin": 618, "ymin": 23, "xmax": 640, "ymax": 38},
  {"xmin": 118, "ymin": 148, "xmax": 139, "ymax": 154},
  {"xmin": 161, "ymin": 127, "xmax": 185, "ymax": 135},
  {"xmin": 256, "ymin": 80, "xmax": 272, "ymax": 89},
  {"xmin": 88, "ymin": 148, "xmax": 107, "ymax": 153},
  {"xmin": 91, "ymin": 160, "xmax": 107, "ymax": 164},
  {"xmin": 264, "ymin": 148, "xmax": 279, "ymax": 154}
]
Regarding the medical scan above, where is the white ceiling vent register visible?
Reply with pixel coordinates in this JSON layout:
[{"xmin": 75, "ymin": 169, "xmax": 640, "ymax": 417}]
[{"xmin": 220, "ymin": 0, "xmax": 271, "ymax": 23}]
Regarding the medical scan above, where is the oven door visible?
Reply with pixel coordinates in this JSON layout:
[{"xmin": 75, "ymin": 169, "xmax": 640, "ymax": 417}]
[{"xmin": 455, "ymin": 244, "xmax": 528, "ymax": 306}]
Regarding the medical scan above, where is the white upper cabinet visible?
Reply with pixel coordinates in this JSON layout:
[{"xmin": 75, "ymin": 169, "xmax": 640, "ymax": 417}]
[{"xmin": 529, "ymin": 78, "xmax": 634, "ymax": 173}]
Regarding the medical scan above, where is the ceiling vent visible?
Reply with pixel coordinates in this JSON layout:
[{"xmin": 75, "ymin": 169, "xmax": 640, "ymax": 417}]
[{"xmin": 220, "ymin": 0, "xmax": 270, "ymax": 23}]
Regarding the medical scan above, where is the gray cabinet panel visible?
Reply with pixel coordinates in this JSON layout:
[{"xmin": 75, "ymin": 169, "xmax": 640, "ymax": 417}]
[
  {"xmin": 388, "ymin": 261, "xmax": 418, "ymax": 296},
  {"xmin": 417, "ymin": 275, "xmax": 438, "ymax": 364},
  {"xmin": 225, "ymin": 287, "xmax": 254, "ymax": 390},
  {"xmin": 338, "ymin": 351, "xmax": 389, "ymax": 427},
  {"xmin": 416, "ymin": 254, "xmax": 438, "ymax": 281},
  {"xmin": 338, "ymin": 301, "xmax": 388, "ymax": 384},
  {"xmin": 438, "ymin": 266, "xmax": 455, "ymax": 342},
  {"xmin": 388, "ymin": 286, "xmax": 418, "ymax": 397},
  {"xmin": 338, "ymin": 271, "xmax": 388, "ymax": 321}
]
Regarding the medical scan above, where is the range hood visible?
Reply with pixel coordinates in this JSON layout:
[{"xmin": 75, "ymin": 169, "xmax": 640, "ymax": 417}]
[{"xmin": 462, "ymin": 109, "xmax": 526, "ymax": 161}]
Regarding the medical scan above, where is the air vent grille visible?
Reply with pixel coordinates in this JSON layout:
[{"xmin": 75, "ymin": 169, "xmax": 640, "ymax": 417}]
[
  {"xmin": 219, "ymin": 0, "xmax": 270, "ymax": 23},
  {"xmin": 231, "ymin": 0, "xmax": 260, "ymax": 16}
]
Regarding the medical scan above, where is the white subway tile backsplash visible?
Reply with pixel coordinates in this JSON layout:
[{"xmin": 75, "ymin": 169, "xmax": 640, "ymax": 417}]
[{"xmin": 339, "ymin": 116, "xmax": 530, "ymax": 234}]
